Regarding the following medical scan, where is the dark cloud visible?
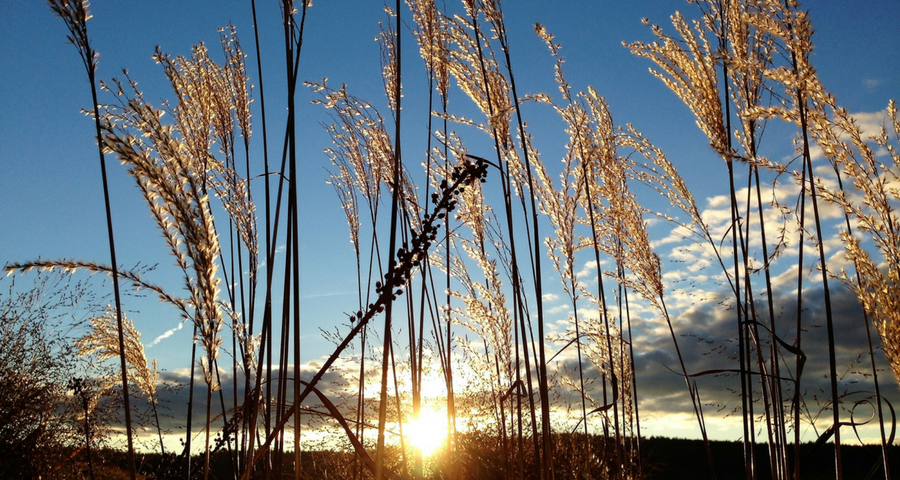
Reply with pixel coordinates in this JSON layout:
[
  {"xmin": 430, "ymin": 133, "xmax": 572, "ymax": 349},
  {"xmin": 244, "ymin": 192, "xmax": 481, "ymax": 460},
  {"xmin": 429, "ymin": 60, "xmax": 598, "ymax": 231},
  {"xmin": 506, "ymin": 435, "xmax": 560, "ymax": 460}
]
[
  {"xmin": 101, "ymin": 359, "xmax": 369, "ymax": 447},
  {"xmin": 625, "ymin": 281, "xmax": 899, "ymax": 438},
  {"xmin": 93, "ymin": 279, "xmax": 898, "ymax": 449}
]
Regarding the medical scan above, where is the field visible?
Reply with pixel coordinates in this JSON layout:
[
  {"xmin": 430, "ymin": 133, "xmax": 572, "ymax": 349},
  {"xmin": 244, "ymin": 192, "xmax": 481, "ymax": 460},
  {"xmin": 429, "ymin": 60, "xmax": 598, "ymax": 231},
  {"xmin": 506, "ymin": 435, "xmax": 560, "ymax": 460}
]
[{"xmin": 2, "ymin": 0, "xmax": 900, "ymax": 479}]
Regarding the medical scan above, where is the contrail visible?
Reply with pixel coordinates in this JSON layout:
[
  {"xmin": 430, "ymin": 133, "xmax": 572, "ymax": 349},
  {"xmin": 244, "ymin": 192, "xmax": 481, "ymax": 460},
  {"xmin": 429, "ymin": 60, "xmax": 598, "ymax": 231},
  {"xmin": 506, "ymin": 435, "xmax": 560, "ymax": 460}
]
[{"xmin": 148, "ymin": 322, "xmax": 184, "ymax": 347}]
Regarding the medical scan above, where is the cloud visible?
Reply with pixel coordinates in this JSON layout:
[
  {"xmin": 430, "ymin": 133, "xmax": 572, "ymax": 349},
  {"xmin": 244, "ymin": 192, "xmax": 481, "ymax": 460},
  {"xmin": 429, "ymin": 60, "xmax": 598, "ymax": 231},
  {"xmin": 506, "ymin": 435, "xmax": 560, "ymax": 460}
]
[
  {"xmin": 302, "ymin": 291, "xmax": 352, "ymax": 299},
  {"xmin": 807, "ymin": 108, "xmax": 890, "ymax": 161},
  {"xmin": 622, "ymin": 278, "xmax": 900, "ymax": 440},
  {"xmin": 852, "ymin": 109, "xmax": 892, "ymax": 147},
  {"xmin": 106, "ymin": 354, "xmax": 380, "ymax": 451},
  {"xmin": 864, "ymin": 78, "xmax": 883, "ymax": 89},
  {"xmin": 147, "ymin": 322, "xmax": 184, "ymax": 348}
]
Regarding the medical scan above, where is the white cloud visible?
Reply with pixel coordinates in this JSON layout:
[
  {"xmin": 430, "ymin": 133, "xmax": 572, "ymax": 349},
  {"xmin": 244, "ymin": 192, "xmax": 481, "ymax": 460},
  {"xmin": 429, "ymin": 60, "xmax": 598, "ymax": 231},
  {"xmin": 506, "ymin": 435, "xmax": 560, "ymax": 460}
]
[
  {"xmin": 147, "ymin": 322, "xmax": 184, "ymax": 348},
  {"xmin": 853, "ymin": 108, "xmax": 890, "ymax": 136},
  {"xmin": 863, "ymin": 78, "xmax": 883, "ymax": 89}
]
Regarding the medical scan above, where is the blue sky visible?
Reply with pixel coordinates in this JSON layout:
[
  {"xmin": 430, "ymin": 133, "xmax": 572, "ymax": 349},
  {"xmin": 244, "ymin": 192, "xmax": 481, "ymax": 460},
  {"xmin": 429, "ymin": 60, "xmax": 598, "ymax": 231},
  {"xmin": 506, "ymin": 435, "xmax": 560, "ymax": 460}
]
[{"xmin": 3, "ymin": 0, "xmax": 900, "ymax": 447}]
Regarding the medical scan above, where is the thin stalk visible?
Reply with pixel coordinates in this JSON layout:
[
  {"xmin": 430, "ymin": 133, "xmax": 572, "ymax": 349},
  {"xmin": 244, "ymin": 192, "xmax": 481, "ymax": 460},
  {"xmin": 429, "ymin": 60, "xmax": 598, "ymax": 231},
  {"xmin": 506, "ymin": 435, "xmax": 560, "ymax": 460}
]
[
  {"xmin": 707, "ymin": 4, "xmax": 754, "ymax": 477},
  {"xmin": 186, "ymin": 325, "xmax": 198, "ymax": 472},
  {"xmin": 793, "ymin": 146, "xmax": 808, "ymax": 480},
  {"xmin": 491, "ymin": 4, "xmax": 550, "ymax": 475},
  {"xmin": 277, "ymin": 224, "xmax": 293, "ymax": 477},
  {"xmin": 622, "ymin": 281, "xmax": 641, "ymax": 477},
  {"xmin": 203, "ymin": 360, "xmax": 214, "ymax": 480},
  {"xmin": 750, "ymin": 128, "xmax": 789, "ymax": 479},
  {"xmin": 247, "ymin": 0, "xmax": 273, "ymax": 473},
  {"xmin": 569, "ymin": 286, "xmax": 589, "ymax": 443},
  {"xmin": 442, "ymin": 108, "xmax": 457, "ymax": 477},
  {"xmin": 513, "ymin": 290, "xmax": 525, "ymax": 480},
  {"xmin": 375, "ymin": 2, "xmax": 403, "ymax": 478},
  {"xmin": 661, "ymin": 293, "xmax": 714, "ymax": 478},
  {"xmin": 412, "ymin": 26, "xmax": 438, "ymax": 475},
  {"xmin": 734, "ymin": 159, "xmax": 776, "ymax": 480},
  {"xmin": 281, "ymin": 3, "xmax": 305, "ymax": 477},
  {"xmin": 797, "ymin": 88, "xmax": 843, "ymax": 480},
  {"xmin": 832, "ymin": 163, "xmax": 891, "ymax": 479},
  {"xmin": 389, "ymin": 339, "xmax": 409, "ymax": 477},
  {"xmin": 245, "ymin": 3, "xmax": 308, "ymax": 477},
  {"xmin": 48, "ymin": 2, "xmax": 137, "ymax": 476},
  {"xmin": 786, "ymin": 14, "xmax": 842, "ymax": 474},
  {"xmin": 467, "ymin": 6, "xmax": 552, "ymax": 477}
]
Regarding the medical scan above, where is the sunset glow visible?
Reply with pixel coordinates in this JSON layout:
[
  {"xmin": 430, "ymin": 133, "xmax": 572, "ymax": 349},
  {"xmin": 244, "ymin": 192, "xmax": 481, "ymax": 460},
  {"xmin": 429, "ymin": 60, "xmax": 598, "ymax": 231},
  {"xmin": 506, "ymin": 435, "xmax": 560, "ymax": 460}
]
[
  {"xmin": 405, "ymin": 409, "xmax": 448, "ymax": 457},
  {"xmin": 5, "ymin": 0, "xmax": 900, "ymax": 478}
]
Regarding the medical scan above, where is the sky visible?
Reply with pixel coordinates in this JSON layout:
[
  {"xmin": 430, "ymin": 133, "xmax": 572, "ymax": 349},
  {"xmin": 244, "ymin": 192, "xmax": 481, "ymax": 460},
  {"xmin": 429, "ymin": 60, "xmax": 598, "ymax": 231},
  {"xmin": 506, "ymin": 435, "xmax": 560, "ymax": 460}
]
[{"xmin": 2, "ymin": 0, "xmax": 900, "ymax": 452}]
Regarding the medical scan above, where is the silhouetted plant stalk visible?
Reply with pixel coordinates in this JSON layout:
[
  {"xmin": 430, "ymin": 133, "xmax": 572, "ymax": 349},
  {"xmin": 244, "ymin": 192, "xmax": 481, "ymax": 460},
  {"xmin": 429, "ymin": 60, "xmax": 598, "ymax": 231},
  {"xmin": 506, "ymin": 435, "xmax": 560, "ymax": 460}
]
[
  {"xmin": 285, "ymin": 3, "xmax": 304, "ymax": 479},
  {"xmin": 744, "ymin": 2, "xmax": 855, "ymax": 478},
  {"xmin": 446, "ymin": 2, "xmax": 558, "ymax": 474},
  {"xmin": 784, "ymin": 49, "xmax": 900, "ymax": 480},
  {"xmin": 492, "ymin": 11, "xmax": 545, "ymax": 477},
  {"xmin": 373, "ymin": 2, "xmax": 404, "ymax": 478},
  {"xmin": 53, "ymin": 21, "xmax": 256, "ymax": 474},
  {"xmin": 75, "ymin": 309, "xmax": 166, "ymax": 455},
  {"xmin": 721, "ymin": 3, "xmax": 791, "ymax": 476},
  {"xmin": 727, "ymin": 7, "xmax": 791, "ymax": 470},
  {"xmin": 716, "ymin": 5, "xmax": 758, "ymax": 476},
  {"xmin": 244, "ymin": 0, "xmax": 274, "ymax": 473},
  {"xmin": 630, "ymin": 3, "xmax": 780, "ymax": 477},
  {"xmin": 717, "ymin": 4, "xmax": 802, "ymax": 477},
  {"xmin": 713, "ymin": 3, "xmax": 795, "ymax": 477},
  {"xmin": 241, "ymin": 149, "xmax": 489, "ymax": 477},
  {"xmin": 627, "ymin": 6, "xmax": 746, "ymax": 477},
  {"xmin": 530, "ymin": 24, "xmax": 637, "ymax": 475},
  {"xmin": 406, "ymin": 2, "xmax": 453, "ymax": 475},
  {"xmin": 628, "ymin": 2, "xmax": 900, "ymax": 479},
  {"xmin": 31, "ymin": 2, "xmax": 900, "ymax": 480},
  {"xmin": 784, "ymin": 13, "xmax": 843, "ymax": 480},
  {"xmin": 629, "ymin": 3, "xmax": 787, "ymax": 479},
  {"xmin": 68, "ymin": 377, "xmax": 97, "ymax": 480},
  {"xmin": 239, "ymin": 2, "xmax": 311, "ymax": 478},
  {"xmin": 809, "ymin": 95, "xmax": 896, "ymax": 478},
  {"xmin": 46, "ymin": 1, "xmax": 136, "ymax": 478}
]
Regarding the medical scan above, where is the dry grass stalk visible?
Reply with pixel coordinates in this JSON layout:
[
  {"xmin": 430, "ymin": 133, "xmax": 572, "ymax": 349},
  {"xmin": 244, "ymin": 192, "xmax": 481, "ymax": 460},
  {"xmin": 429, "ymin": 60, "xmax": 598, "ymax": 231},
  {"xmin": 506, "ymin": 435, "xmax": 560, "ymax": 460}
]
[
  {"xmin": 625, "ymin": 11, "xmax": 728, "ymax": 157},
  {"xmin": 310, "ymin": 80, "xmax": 422, "ymax": 231},
  {"xmin": 5, "ymin": 259, "xmax": 192, "ymax": 321},
  {"xmin": 29, "ymin": 2, "xmax": 900, "ymax": 479},
  {"xmin": 76, "ymin": 308, "xmax": 168, "ymax": 454},
  {"xmin": 47, "ymin": 1, "xmax": 138, "ymax": 475},
  {"xmin": 76, "ymin": 309, "xmax": 158, "ymax": 402},
  {"xmin": 101, "ymin": 77, "xmax": 224, "ymax": 370},
  {"xmin": 99, "ymin": 30, "xmax": 259, "ymax": 476}
]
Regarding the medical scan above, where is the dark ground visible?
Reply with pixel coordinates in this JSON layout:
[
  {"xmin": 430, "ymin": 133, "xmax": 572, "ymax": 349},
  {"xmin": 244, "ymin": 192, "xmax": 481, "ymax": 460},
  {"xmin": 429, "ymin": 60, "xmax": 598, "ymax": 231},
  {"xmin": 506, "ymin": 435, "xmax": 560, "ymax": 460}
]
[{"xmin": 23, "ymin": 437, "xmax": 899, "ymax": 479}]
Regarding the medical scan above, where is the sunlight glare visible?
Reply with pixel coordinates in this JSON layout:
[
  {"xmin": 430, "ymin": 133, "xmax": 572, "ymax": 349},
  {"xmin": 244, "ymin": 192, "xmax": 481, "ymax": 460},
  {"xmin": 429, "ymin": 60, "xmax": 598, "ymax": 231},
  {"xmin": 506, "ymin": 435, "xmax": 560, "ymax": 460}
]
[{"xmin": 406, "ymin": 409, "xmax": 448, "ymax": 457}]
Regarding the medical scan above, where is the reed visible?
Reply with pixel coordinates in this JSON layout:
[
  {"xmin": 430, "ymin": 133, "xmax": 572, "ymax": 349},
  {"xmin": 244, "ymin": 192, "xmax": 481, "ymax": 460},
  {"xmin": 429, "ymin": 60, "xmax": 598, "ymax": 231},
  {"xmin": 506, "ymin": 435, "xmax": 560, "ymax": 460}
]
[
  {"xmin": 46, "ymin": 1, "xmax": 137, "ymax": 477},
  {"xmin": 9, "ymin": 1, "xmax": 900, "ymax": 479},
  {"xmin": 76, "ymin": 308, "xmax": 166, "ymax": 455}
]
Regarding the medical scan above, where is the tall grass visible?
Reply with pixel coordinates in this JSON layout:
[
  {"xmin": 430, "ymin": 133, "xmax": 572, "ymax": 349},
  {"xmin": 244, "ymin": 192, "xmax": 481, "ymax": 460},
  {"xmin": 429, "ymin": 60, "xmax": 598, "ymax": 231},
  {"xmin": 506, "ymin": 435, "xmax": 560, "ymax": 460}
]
[
  {"xmin": 7, "ymin": 0, "xmax": 900, "ymax": 479},
  {"xmin": 45, "ymin": 1, "xmax": 137, "ymax": 477}
]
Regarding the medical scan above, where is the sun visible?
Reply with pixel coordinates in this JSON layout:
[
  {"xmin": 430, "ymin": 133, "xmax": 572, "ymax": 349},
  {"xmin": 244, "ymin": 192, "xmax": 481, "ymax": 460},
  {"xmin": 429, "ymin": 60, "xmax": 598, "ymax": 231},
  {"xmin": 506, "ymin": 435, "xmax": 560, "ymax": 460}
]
[{"xmin": 405, "ymin": 409, "xmax": 448, "ymax": 457}]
